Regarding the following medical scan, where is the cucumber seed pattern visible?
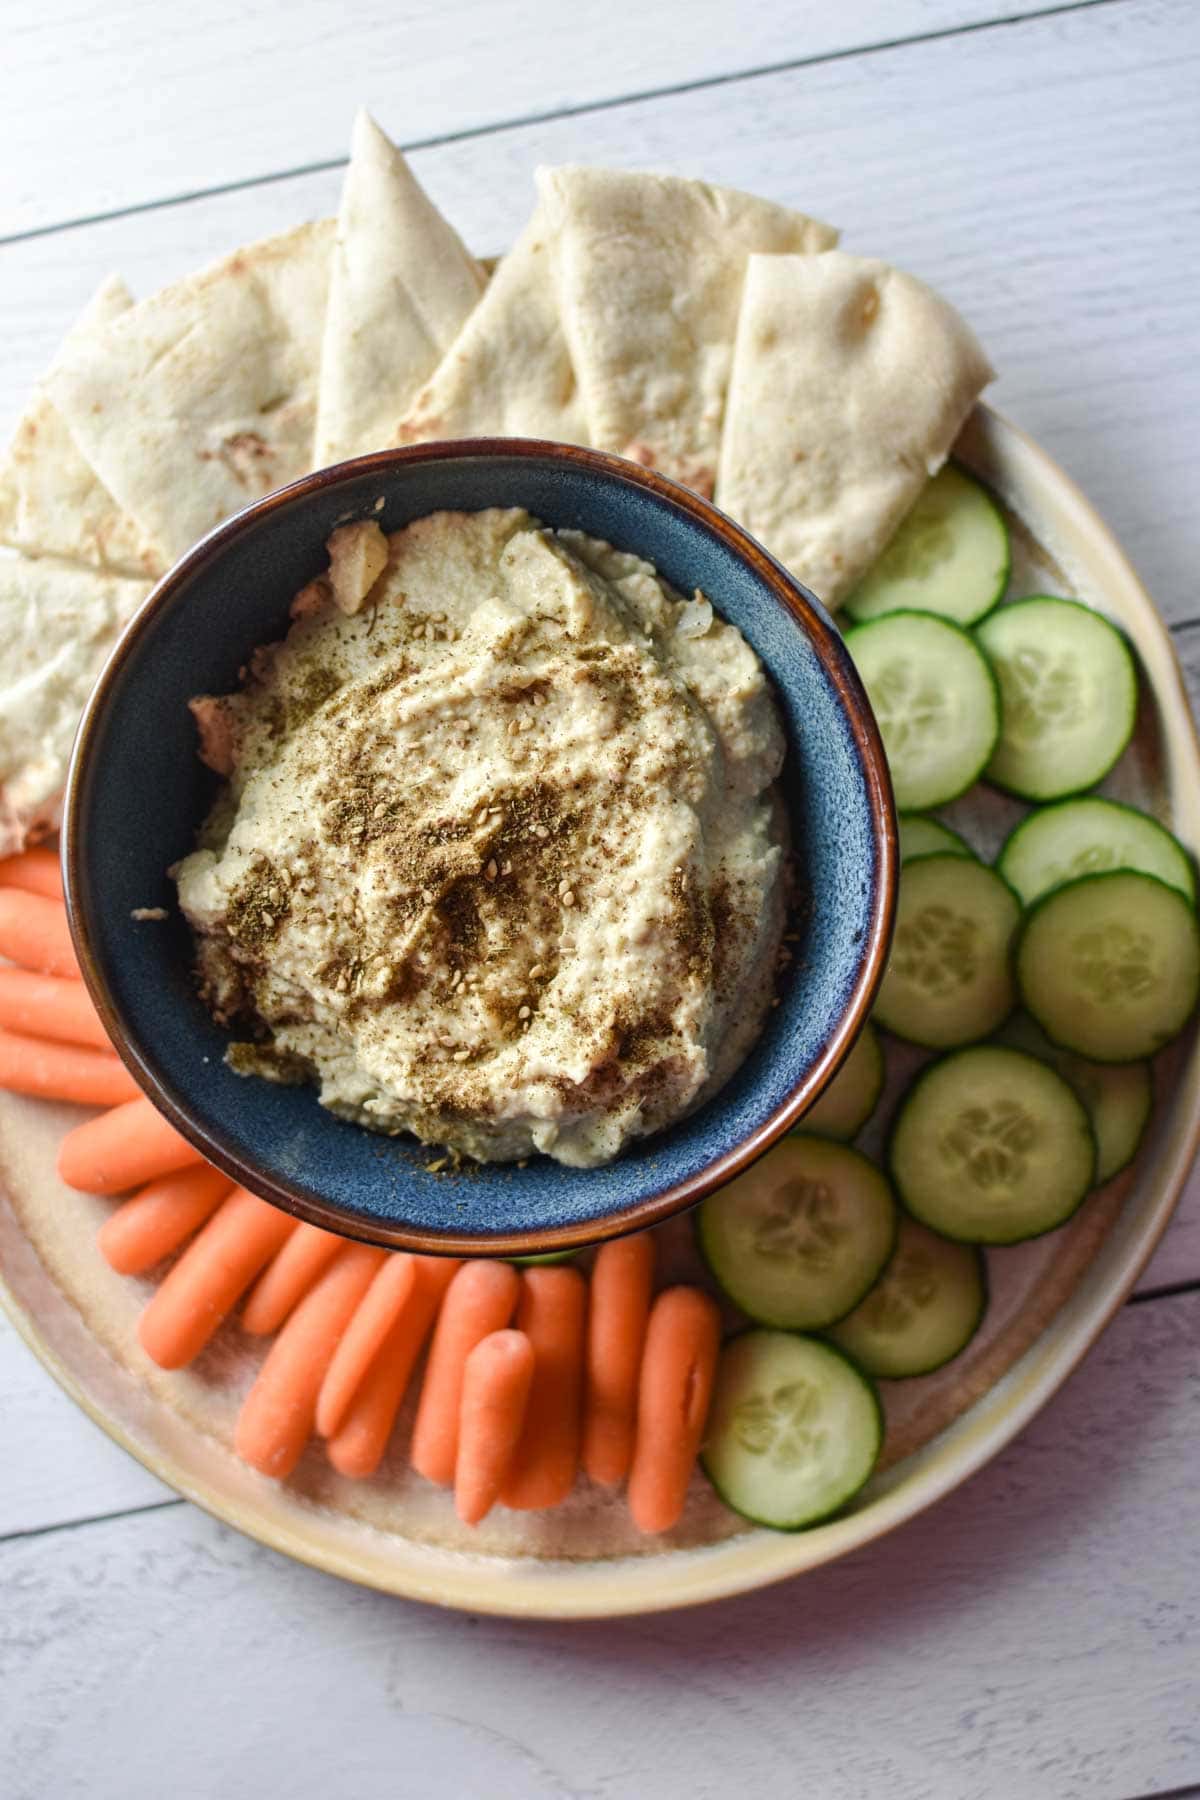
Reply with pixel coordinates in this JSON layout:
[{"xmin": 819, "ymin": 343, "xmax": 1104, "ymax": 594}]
[
  {"xmin": 1072, "ymin": 923, "xmax": 1156, "ymax": 1003},
  {"xmin": 891, "ymin": 904, "xmax": 978, "ymax": 995},
  {"xmin": 858, "ymin": 1246, "xmax": 940, "ymax": 1334},
  {"xmin": 1042, "ymin": 845, "xmax": 1120, "ymax": 888},
  {"xmin": 733, "ymin": 1379, "xmax": 828, "ymax": 1469},
  {"xmin": 938, "ymin": 1098, "xmax": 1038, "ymax": 1191},
  {"xmin": 751, "ymin": 1180, "xmax": 850, "ymax": 1272},
  {"xmin": 872, "ymin": 659, "xmax": 949, "ymax": 758},
  {"xmin": 992, "ymin": 648, "xmax": 1082, "ymax": 750}
]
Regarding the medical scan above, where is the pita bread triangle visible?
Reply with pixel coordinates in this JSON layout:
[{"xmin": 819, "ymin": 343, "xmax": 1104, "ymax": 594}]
[
  {"xmin": 536, "ymin": 166, "xmax": 837, "ymax": 496},
  {"xmin": 715, "ymin": 251, "xmax": 994, "ymax": 607},
  {"xmin": 0, "ymin": 552, "xmax": 150, "ymax": 855},
  {"xmin": 393, "ymin": 199, "xmax": 589, "ymax": 446},
  {"xmin": 314, "ymin": 112, "xmax": 487, "ymax": 465},
  {"xmin": 47, "ymin": 221, "xmax": 334, "ymax": 562},
  {"xmin": 0, "ymin": 277, "xmax": 166, "ymax": 579}
]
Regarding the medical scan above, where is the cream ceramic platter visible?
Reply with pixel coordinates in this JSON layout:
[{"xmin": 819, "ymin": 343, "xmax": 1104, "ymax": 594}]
[{"xmin": 1, "ymin": 403, "xmax": 1197, "ymax": 1618}]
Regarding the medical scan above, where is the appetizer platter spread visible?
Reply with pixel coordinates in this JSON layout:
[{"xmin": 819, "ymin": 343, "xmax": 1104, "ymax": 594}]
[{"xmin": 1, "ymin": 112, "xmax": 1197, "ymax": 1617}]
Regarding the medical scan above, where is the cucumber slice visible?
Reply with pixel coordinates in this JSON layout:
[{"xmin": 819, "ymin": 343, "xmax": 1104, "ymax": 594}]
[
  {"xmin": 898, "ymin": 813, "xmax": 976, "ymax": 864},
  {"xmin": 999, "ymin": 1012, "xmax": 1154, "ymax": 1183},
  {"xmin": 512, "ymin": 1250, "xmax": 579, "ymax": 1266},
  {"xmin": 845, "ymin": 611, "xmax": 1000, "ymax": 810},
  {"xmin": 1016, "ymin": 869, "xmax": 1200, "ymax": 1061},
  {"xmin": 997, "ymin": 796, "xmax": 1195, "ymax": 907},
  {"xmin": 701, "ymin": 1330, "xmax": 882, "ymax": 1530},
  {"xmin": 828, "ymin": 1217, "xmax": 987, "ymax": 1379},
  {"xmin": 874, "ymin": 853, "xmax": 1020, "ymax": 1048},
  {"xmin": 844, "ymin": 463, "xmax": 1010, "ymax": 628},
  {"xmin": 697, "ymin": 1136, "xmax": 897, "ymax": 1330},
  {"xmin": 975, "ymin": 597, "xmax": 1138, "ymax": 800},
  {"xmin": 801, "ymin": 1021, "xmax": 885, "ymax": 1141},
  {"xmin": 888, "ymin": 1045, "xmax": 1095, "ymax": 1244},
  {"xmin": 1059, "ymin": 1053, "xmax": 1152, "ymax": 1183}
]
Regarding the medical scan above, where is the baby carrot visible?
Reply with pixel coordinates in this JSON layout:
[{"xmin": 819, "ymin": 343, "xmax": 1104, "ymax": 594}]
[
  {"xmin": 137, "ymin": 1187, "xmax": 295, "ymax": 1368},
  {"xmin": 97, "ymin": 1166, "xmax": 234, "ymax": 1275},
  {"xmin": 0, "ymin": 1028, "xmax": 138, "ymax": 1107},
  {"xmin": 326, "ymin": 1257, "xmax": 461, "ymax": 1478},
  {"xmin": 57, "ymin": 1095, "xmax": 203, "ymax": 1194},
  {"xmin": 500, "ymin": 1265, "xmax": 587, "ymax": 1511},
  {"xmin": 0, "ymin": 889, "xmax": 79, "ymax": 978},
  {"xmin": 241, "ymin": 1221, "xmax": 344, "ymax": 1336},
  {"xmin": 455, "ymin": 1329, "xmax": 536, "ymax": 1526},
  {"xmin": 0, "ymin": 968, "xmax": 111, "ymax": 1049},
  {"xmin": 582, "ymin": 1231, "xmax": 656, "ymax": 1485},
  {"xmin": 410, "ymin": 1260, "xmax": 520, "ymax": 1487},
  {"xmin": 316, "ymin": 1254, "xmax": 417, "ymax": 1438},
  {"xmin": 234, "ymin": 1243, "xmax": 386, "ymax": 1479},
  {"xmin": 0, "ymin": 848, "xmax": 64, "ymax": 899},
  {"xmin": 627, "ymin": 1285, "xmax": 721, "ymax": 1535},
  {"xmin": 315, "ymin": 1255, "xmax": 460, "ymax": 1439}
]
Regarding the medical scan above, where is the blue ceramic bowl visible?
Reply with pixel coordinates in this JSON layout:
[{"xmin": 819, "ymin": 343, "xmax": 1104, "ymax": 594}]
[{"xmin": 63, "ymin": 441, "xmax": 896, "ymax": 1255}]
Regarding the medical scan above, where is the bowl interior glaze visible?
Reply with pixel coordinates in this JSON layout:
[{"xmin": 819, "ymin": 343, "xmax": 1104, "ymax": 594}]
[{"xmin": 64, "ymin": 442, "xmax": 894, "ymax": 1254}]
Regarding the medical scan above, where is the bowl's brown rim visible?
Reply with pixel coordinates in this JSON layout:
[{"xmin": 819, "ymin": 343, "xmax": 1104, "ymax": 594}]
[{"xmin": 62, "ymin": 438, "xmax": 897, "ymax": 1256}]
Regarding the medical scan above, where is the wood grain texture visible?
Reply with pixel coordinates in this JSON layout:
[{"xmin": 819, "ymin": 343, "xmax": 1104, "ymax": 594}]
[
  {"xmin": 0, "ymin": 1314, "xmax": 169, "ymax": 1539},
  {"xmin": 0, "ymin": 0, "xmax": 1109, "ymax": 239},
  {"xmin": 0, "ymin": 1289, "xmax": 1196, "ymax": 1800},
  {"xmin": 1, "ymin": 1, "xmax": 1197, "ymax": 626},
  {"xmin": 1, "ymin": 7, "xmax": 1199, "ymax": 1792}
]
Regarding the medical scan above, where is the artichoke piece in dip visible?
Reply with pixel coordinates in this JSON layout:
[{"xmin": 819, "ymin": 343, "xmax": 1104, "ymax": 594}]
[{"xmin": 175, "ymin": 509, "xmax": 788, "ymax": 1168}]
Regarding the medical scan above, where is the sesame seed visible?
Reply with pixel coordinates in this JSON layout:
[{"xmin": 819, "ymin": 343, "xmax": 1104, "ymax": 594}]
[
  {"xmin": 533, "ymin": 824, "xmax": 550, "ymax": 839},
  {"xmin": 452, "ymin": 1048, "xmax": 471, "ymax": 1062},
  {"xmin": 421, "ymin": 889, "xmax": 434, "ymax": 904},
  {"xmin": 261, "ymin": 912, "xmax": 274, "ymax": 929},
  {"xmin": 373, "ymin": 801, "xmax": 388, "ymax": 818},
  {"xmin": 528, "ymin": 964, "xmax": 543, "ymax": 979},
  {"xmin": 558, "ymin": 879, "xmax": 572, "ymax": 897},
  {"xmin": 518, "ymin": 1005, "xmax": 531, "ymax": 1020},
  {"xmin": 485, "ymin": 860, "xmax": 498, "ymax": 881},
  {"xmin": 562, "ymin": 890, "xmax": 576, "ymax": 908},
  {"xmin": 501, "ymin": 860, "xmax": 513, "ymax": 876}
]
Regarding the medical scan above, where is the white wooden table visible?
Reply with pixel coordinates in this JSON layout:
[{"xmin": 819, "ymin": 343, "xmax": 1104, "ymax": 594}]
[{"xmin": 2, "ymin": 4, "xmax": 1199, "ymax": 1795}]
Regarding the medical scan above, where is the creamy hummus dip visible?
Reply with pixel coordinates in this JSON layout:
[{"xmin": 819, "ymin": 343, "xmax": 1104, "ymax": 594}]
[{"xmin": 175, "ymin": 509, "xmax": 787, "ymax": 1167}]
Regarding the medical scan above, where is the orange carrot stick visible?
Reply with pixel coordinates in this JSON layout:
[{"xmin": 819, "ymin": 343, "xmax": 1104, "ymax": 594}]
[
  {"xmin": 410, "ymin": 1260, "xmax": 520, "ymax": 1487},
  {"xmin": 57, "ymin": 1095, "xmax": 203, "ymax": 1195},
  {"xmin": 500, "ymin": 1264, "xmax": 587, "ymax": 1511},
  {"xmin": 0, "ymin": 889, "xmax": 79, "ymax": 978},
  {"xmin": 316, "ymin": 1253, "xmax": 442, "ymax": 1439},
  {"xmin": 455, "ymin": 1329, "xmax": 536, "ymax": 1525},
  {"xmin": 137, "ymin": 1188, "xmax": 295, "ymax": 1369},
  {"xmin": 0, "ymin": 849, "xmax": 64, "ymax": 900},
  {"xmin": 241, "ymin": 1221, "xmax": 344, "ymax": 1336},
  {"xmin": 234, "ymin": 1243, "xmax": 386, "ymax": 1478},
  {"xmin": 0, "ymin": 968, "xmax": 111, "ymax": 1049},
  {"xmin": 0, "ymin": 1028, "xmax": 138, "ymax": 1107},
  {"xmin": 326, "ymin": 1257, "xmax": 461, "ymax": 1478},
  {"xmin": 582, "ymin": 1231, "xmax": 656, "ymax": 1485},
  {"xmin": 627, "ymin": 1285, "xmax": 721, "ymax": 1534},
  {"xmin": 97, "ymin": 1166, "xmax": 234, "ymax": 1275}
]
